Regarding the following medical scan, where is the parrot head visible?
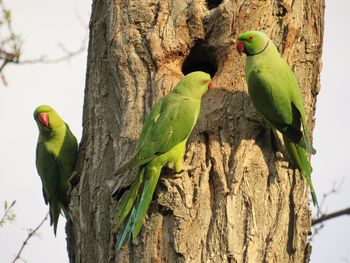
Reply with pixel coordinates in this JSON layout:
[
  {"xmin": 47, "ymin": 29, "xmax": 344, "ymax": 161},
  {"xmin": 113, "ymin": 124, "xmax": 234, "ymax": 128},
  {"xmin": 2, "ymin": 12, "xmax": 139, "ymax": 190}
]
[
  {"xmin": 34, "ymin": 105, "xmax": 64, "ymax": 133},
  {"xmin": 173, "ymin": 71, "xmax": 213, "ymax": 98},
  {"xmin": 236, "ymin": 31, "xmax": 269, "ymax": 56}
]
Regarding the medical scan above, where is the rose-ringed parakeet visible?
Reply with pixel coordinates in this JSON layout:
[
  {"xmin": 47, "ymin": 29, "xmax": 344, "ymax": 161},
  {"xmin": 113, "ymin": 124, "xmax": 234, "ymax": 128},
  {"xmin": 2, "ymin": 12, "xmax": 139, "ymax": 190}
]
[
  {"xmin": 34, "ymin": 105, "xmax": 78, "ymax": 235},
  {"xmin": 236, "ymin": 31, "xmax": 318, "ymax": 206},
  {"xmin": 114, "ymin": 71, "xmax": 213, "ymax": 249}
]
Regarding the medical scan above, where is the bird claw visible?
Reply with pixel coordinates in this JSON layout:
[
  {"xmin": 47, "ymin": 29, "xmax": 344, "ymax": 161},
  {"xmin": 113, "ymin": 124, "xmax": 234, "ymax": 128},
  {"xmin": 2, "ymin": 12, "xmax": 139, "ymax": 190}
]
[
  {"xmin": 274, "ymin": 151, "xmax": 284, "ymax": 161},
  {"xmin": 269, "ymin": 129, "xmax": 285, "ymax": 156},
  {"xmin": 166, "ymin": 163, "xmax": 199, "ymax": 177},
  {"xmin": 176, "ymin": 164, "xmax": 199, "ymax": 174},
  {"xmin": 245, "ymin": 114, "xmax": 261, "ymax": 124}
]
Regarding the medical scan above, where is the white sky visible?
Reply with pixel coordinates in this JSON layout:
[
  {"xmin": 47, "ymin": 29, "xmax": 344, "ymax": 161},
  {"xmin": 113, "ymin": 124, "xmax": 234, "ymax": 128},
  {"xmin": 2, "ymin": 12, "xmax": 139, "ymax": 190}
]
[{"xmin": 0, "ymin": 0, "xmax": 349, "ymax": 262}]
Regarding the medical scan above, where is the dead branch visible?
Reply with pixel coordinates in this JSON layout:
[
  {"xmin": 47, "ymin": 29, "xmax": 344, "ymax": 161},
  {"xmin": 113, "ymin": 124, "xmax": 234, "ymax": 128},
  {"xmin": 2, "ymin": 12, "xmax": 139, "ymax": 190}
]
[
  {"xmin": 312, "ymin": 207, "xmax": 350, "ymax": 226},
  {"xmin": 11, "ymin": 212, "xmax": 49, "ymax": 263},
  {"xmin": 0, "ymin": 0, "xmax": 87, "ymax": 86},
  {"xmin": 19, "ymin": 34, "xmax": 88, "ymax": 65},
  {"xmin": 310, "ymin": 179, "xmax": 345, "ymax": 240}
]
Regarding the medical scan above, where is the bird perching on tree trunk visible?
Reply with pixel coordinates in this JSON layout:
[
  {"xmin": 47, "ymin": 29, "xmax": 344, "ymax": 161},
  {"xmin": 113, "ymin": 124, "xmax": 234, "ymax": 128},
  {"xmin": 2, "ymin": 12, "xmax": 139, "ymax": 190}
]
[
  {"xmin": 114, "ymin": 71, "xmax": 214, "ymax": 250},
  {"xmin": 236, "ymin": 31, "xmax": 318, "ymax": 206},
  {"xmin": 34, "ymin": 105, "xmax": 78, "ymax": 235},
  {"xmin": 68, "ymin": 0, "xmax": 324, "ymax": 262}
]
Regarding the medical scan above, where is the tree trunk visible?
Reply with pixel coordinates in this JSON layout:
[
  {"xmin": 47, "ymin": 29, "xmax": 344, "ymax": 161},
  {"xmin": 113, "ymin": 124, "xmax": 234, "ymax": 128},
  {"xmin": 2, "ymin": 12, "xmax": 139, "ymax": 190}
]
[{"xmin": 68, "ymin": 0, "xmax": 324, "ymax": 262}]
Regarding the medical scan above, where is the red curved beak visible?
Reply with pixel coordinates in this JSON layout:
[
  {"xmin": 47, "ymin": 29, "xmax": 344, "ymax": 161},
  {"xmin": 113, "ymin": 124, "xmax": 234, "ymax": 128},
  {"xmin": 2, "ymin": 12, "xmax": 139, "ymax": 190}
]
[
  {"xmin": 236, "ymin": 41, "xmax": 245, "ymax": 55},
  {"xmin": 208, "ymin": 81, "xmax": 214, "ymax": 89},
  {"xmin": 38, "ymin": 113, "xmax": 49, "ymax": 128}
]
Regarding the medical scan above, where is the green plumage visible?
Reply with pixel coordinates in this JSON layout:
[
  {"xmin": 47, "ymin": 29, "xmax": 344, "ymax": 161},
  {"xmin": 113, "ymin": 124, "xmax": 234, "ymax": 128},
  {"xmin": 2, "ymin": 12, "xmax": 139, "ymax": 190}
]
[
  {"xmin": 237, "ymin": 31, "xmax": 318, "ymax": 206},
  {"xmin": 34, "ymin": 105, "xmax": 78, "ymax": 235},
  {"xmin": 114, "ymin": 71, "xmax": 212, "ymax": 249}
]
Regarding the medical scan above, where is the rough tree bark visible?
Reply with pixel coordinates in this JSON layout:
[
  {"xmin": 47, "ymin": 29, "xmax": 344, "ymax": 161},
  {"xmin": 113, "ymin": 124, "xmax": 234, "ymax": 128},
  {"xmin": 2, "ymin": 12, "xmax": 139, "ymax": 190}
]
[{"xmin": 68, "ymin": 0, "xmax": 324, "ymax": 262}]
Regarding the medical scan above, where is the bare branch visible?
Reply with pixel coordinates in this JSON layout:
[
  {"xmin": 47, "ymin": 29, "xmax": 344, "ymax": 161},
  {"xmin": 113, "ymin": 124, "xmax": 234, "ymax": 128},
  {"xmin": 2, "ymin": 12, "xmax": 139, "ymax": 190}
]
[
  {"xmin": 0, "ymin": 0, "xmax": 22, "ymax": 84},
  {"xmin": 0, "ymin": 0, "xmax": 22, "ymax": 56},
  {"xmin": 315, "ymin": 179, "xmax": 344, "ymax": 216},
  {"xmin": 0, "ymin": 0, "xmax": 87, "ymax": 86},
  {"xmin": 312, "ymin": 207, "xmax": 350, "ymax": 226},
  {"xmin": 11, "ymin": 212, "xmax": 49, "ymax": 263},
  {"xmin": 19, "ymin": 34, "xmax": 88, "ymax": 65},
  {"xmin": 310, "ymin": 179, "xmax": 345, "ymax": 240}
]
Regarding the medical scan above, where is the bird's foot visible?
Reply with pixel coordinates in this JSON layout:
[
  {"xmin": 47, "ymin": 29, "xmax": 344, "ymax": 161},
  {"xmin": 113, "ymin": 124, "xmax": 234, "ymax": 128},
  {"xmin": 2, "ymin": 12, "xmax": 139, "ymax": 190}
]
[
  {"xmin": 269, "ymin": 129, "xmax": 285, "ymax": 157},
  {"xmin": 274, "ymin": 151, "xmax": 284, "ymax": 161},
  {"xmin": 176, "ymin": 164, "xmax": 200, "ymax": 174},
  {"xmin": 245, "ymin": 114, "xmax": 262, "ymax": 124}
]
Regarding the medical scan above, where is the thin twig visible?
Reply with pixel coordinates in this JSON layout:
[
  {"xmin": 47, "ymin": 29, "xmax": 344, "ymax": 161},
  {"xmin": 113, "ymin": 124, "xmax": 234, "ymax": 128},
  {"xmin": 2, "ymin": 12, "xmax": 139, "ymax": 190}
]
[
  {"xmin": 0, "ymin": 0, "xmax": 87, "ymax": 83},
  {"xmin": 0, "ymin": 58, "xmax": 9, "ymax": 72},
  {"xmin": 19, "ymin": 35, "xmax": 87, "ymax": 65},
  {"xmin": 0, "ymin": 200, "xmax": 16, "ymax": 227},
  {"xmin": 316, "ymin": 179, "xmax": 344, "ymax": 214},
  {"xmin": 0, "ymin": 0, "xmax": 21, "ymax": 79},
  {"xmin": 310, "ymin": 180, "xmax": 345, "ymax": 240},
  {"xmin": 11, "ymin": 212, "xmax": 49, "ymax": 263},
  {"xmin": 312, "ymin": 207, "xmax": 350, "ymax": 226}
]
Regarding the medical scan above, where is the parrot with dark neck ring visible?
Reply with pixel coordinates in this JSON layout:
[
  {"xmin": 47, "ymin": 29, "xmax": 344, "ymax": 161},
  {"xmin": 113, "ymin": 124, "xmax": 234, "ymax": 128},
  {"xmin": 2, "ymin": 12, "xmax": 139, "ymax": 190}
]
[{"xmin": 236, "ymin": 31, "xmax": 318, "ymax": 206}]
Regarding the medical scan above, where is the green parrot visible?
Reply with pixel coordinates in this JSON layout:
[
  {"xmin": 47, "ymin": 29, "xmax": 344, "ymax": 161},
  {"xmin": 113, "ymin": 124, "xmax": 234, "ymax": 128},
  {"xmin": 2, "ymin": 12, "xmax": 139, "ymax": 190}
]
[
  {"xmin": 34, "ymin": 105, "xmax": 78, "ymax": 235},
  {"xmin": 236, "ymin": 31, "xmax": 318, "ymax": 206},
  {"xmin": 114, "ymin": 71, "xmax": 213, "ymax": 249}
]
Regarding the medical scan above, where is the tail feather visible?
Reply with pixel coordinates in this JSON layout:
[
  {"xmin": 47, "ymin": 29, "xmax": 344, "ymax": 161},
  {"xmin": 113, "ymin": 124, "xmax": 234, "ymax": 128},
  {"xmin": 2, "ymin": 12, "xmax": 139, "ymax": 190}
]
[
  {"xmin": 283, "ymin": 135, "xmax": 318, "ymax": 207},
  {"xmin": 115, "ymin": 164, "xmax": 161, "ymax": 250},
  {"xmin": 301, "ymin": 118, "xmax": 316, "ymax": 155},
  {"xmin": 132, "ymin": 166, "xmax": 161, "ymax": 238},
  {"xmin": 49, "ymin": 196, "xmax": 61, "ymax": 236},
  {"xmin": 115, "ymin": 168, "xmax": 144, "ymax": 229},
  {"xmin": 115, "ymin": 210, "xmax": 135, "ymax": 250},
  {"xmin": 61, "ymin": 205, "xmax": 70, "ymax": 219},
  {"xmin": 297, "ymin": 136, "xmax": 316, "ymax": 155}
]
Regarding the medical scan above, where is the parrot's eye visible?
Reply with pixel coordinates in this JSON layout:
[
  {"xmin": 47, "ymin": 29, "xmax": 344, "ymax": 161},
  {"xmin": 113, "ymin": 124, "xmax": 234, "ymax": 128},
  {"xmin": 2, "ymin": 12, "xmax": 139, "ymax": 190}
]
[{"xmin": 248, "ymin": 36, "xmax": 254, "ymax": 41}]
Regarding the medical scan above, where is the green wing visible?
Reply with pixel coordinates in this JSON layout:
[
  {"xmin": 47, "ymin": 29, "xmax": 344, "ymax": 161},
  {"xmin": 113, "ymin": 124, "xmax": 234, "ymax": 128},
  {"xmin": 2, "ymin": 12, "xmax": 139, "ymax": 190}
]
[
  {"xmin": 114, "ymin": 100, "xmax": 164, "ymax": 175},
  {"xmin": 36, "ymin": 143, "xmax": 58, "ymax": 203},
  {"xmin": 117, "ymin": 94, "xmax": 198, "ymax": 174},
  {"xmin": 248, "ymin": 65, "xmax": 315, "ymax": 154},
  {"xmin": 56, "ymin": 126, "xmax": 78, "ymax": 210},
  {"xmin": 138, "ymin": 94, "xmax": 197, "ymax": 157},
  {"xmin": 36, "ymin": 143, "xmax": 61, "ymax": 234},
  {"xmin": 58, "ymin": 128, "xmax": 78, "ymax": 182},
  {"xmin": 136, "ymin": 99, "xmax": 163, "ymax": 150}
]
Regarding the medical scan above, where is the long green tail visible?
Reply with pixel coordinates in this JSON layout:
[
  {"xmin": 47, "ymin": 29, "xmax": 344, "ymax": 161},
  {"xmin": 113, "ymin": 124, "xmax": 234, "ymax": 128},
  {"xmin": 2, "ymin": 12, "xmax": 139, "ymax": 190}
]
[
  {"xmin": 49, "ymin": 196, "xmax": 61, "ymax": 236},
  {"xmin": 115, "ymin": 164, "xmax": 161, "ymax": 250},
  {"xmin": 301, "ymin": 117, "xmax": 317, "ymax": 155},
  {"xmin": 115, "ymin": 169, "xmax": 144, "ymax": 230},
  {"xmin": 283, "ymin": 135, "xmax": 318, "ymax": 207}
]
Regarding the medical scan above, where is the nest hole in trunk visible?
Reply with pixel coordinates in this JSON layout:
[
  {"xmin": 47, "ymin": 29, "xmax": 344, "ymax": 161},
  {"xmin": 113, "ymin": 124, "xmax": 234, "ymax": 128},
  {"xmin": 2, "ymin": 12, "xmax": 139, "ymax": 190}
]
[
  {"xmin": 182, "ymin": 40, "xmax": 218, "ymax": 78},
  {"xmin": 206, "ymin": 0, "xmax": 223, "ymax": 9}
]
